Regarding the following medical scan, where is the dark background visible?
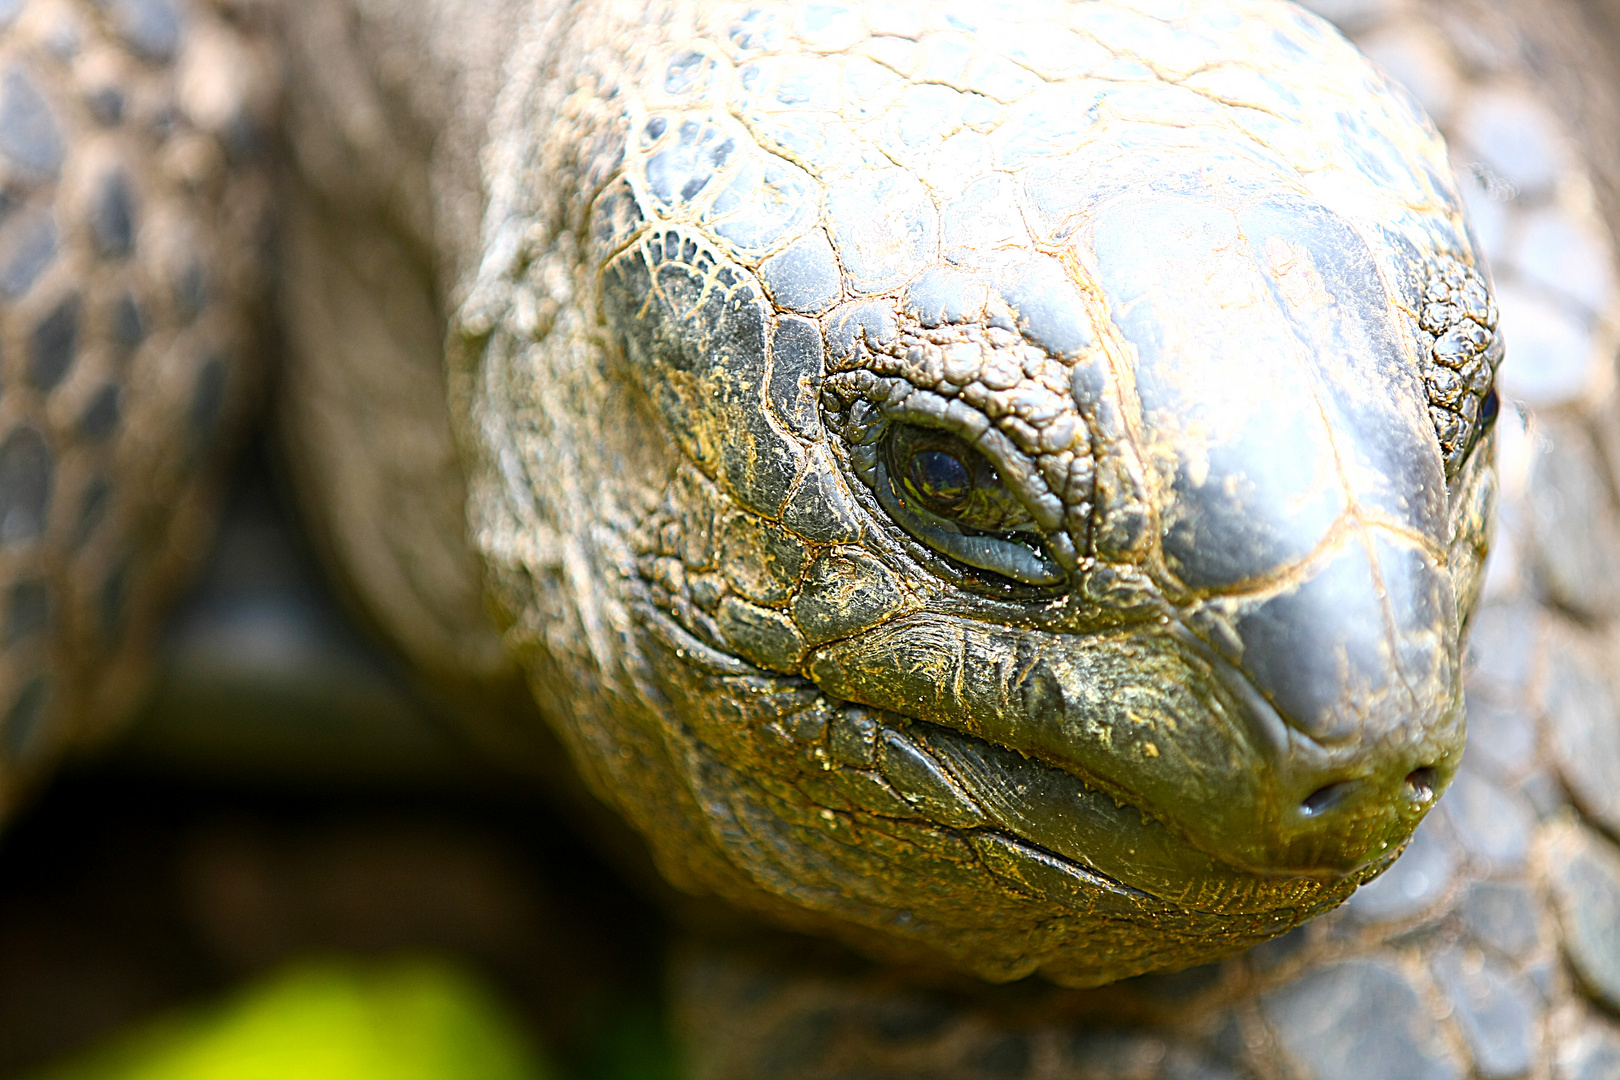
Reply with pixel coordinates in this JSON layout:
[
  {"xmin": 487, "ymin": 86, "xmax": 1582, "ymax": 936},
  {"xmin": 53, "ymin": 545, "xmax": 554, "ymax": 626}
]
[{"xmin": 0, "ymin": 449, "xmax": 676, "ymax": 1079}]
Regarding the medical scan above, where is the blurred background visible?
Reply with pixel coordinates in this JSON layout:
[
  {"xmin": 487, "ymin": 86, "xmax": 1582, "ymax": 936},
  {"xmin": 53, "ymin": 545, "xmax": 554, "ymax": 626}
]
[{"xmin": 0, "ymin": 445, "xmax": 681, "ymax": 1080}]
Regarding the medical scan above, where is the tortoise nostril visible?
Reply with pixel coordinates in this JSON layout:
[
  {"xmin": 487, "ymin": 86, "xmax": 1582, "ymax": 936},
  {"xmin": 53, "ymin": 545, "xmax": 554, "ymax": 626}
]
[
  {"xmin": 1405, "ymin": 766, "xmax": 1439, "ymax": 803},
  {"xmin": 1300, "ymin": 781, "xmax": 1354, "ymax": 818}
]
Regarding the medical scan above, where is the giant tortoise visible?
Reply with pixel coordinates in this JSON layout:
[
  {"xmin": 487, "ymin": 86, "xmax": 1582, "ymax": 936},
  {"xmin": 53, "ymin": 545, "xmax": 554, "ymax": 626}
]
[{"xmin": 0, "ymin": 0, "xmax": 1616, "ymax": 1075}]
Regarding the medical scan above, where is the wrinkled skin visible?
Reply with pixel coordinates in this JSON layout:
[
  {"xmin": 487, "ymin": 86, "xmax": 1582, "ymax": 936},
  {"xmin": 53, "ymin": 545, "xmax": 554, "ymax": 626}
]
[
  {"xmin": 4, "ymin": 0, "xmax": 1620, "ymax": 1077},
  {"xmin": 455, "ymin": 0, "xmax": 1491, "ymax": 986}
]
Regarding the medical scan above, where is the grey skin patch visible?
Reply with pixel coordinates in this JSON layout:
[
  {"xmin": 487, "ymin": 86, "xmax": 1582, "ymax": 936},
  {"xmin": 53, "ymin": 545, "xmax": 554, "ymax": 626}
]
[
  {"xmin": 1229, "ymin": 533, "xmax": 1455, "ymax": 746},
  {"xmin": 0, "ymin": 426, "xmax": 52, "ymax": 546},
  {"xmin": 89, "ymin": 170, "xmax": 136, "ymax": 258},
  {"xmin": 1261, "ymin": 960, "xmax": 1462, "ymax": 1080},
  {"xmin": 758, "ymin": 230, "xmax": 841, "ymax": 314},
  {"xmin": 877, "ymin": 728, "xmax": 985, "ymax": 828},
  {"xmin": 990, "ymin": 83, "xmax": 1106, "ymax": 171},
  {"xmin": 941, "ymin": 173, "xmax": 1031, "ymax": 267},
  {"xmin": 718, "ymin": 512, "xmax": 806, "ymax": 606},
  {"xmin": 703, "ymin": 153, "xmax": 819, "ymax": 254},
  {"xmin": 996, "ymin": 255, "xmax": 1093, "ymax": 358},
  {"xmin": 825, "ymin": 300, "xmax": 899, "ymax": 362},
  {"xmin": 644, "ymin": 117, "xmax": 737, "ymax": 208},
  {"xmin": 825, "ymin": 167, "xmax": 938, "ymax": 294},
  {"xmin": 0, "ymin": 206, "xmax": 57, "ymax": 298},
  {"xmin": 99, "ymin": 0, "xmax": 183, "ymax": 63},
  {"xmin": 0, "ymin": 68, "xmax": 63, "ymax": 177},
  {"xmin": 780, "ymin": 450, "xmax": 863, "ymax": 544},
  {"xmin": 793, "ymin": 547, "xmax": 904, "ymax": 645},
  {"xmin": 1082, "ymin": 185, "xmax": 1444, "ymax": 592},
  {"xmin": 828, "ymin": 707, "xmax": 878, "ymax": 768},
  {"xmin": 768, "ymin": 315, "xmax": 824, "ymax": 439},
  {"xmin": 29, "ymin": 294, "xmax": 79, "ymax": 393},
  {"xmin": 1550, "ymin": 824, "xmax": 1620, "ymax": 1012},
  {"xmin": 600, "ymin": 229, "xmax": 805, "ymax": 519},
  {"xmin": 716, "ymin": 594, "xmax": 806, "ymax": 671},
  {"xmin": 903, "ymin": 266, "xmax": 991, "ymax": 328},
  {"xmin": 662, "ymin": 48, "xmax": 719, "ymax": 98}
]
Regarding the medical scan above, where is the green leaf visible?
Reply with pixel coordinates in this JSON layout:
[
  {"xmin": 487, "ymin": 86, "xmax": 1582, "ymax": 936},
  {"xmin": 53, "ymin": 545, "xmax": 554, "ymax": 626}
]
[{"xmin": 31, "ymin": 956, "xmax": 552, "ymax": 1080}]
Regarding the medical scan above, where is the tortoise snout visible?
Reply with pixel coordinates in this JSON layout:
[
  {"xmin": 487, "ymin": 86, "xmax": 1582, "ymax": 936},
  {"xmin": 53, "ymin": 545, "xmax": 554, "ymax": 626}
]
[
  {"xmin": 1208, "ymin": 526, "xmax": 1465, "ymax": 872},
  {"xmin": 1229, "ymin": 529, "xmax": 1457, "ymax": 746},
  {"xmin": 1249, "ymin": 749, "xmax": 1455, "ymax": 874}
]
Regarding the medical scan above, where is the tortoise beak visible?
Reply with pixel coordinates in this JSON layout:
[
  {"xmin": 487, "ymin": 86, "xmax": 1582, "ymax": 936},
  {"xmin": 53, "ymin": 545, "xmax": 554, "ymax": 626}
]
[{"xmin": 806, "ymin": 548, "xmax": 1464, "ymax": 884}]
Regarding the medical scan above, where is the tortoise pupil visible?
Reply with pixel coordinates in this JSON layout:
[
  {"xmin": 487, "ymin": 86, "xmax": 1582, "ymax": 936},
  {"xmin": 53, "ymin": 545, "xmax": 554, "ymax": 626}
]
[
  {"xmin": 907, "ymin": 450, "xmax": 971, "ymax": 508},
  {"xmin": 1480, "ymin": 388, "xmax": 1500, "ymax": 429}
]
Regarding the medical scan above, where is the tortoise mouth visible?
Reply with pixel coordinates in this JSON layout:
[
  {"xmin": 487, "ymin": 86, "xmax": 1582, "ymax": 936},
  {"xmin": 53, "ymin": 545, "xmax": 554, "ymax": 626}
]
[
  {"xmin": 879, "ymin": 711, "xmax": 1382, "ymax": 916},
  {"xmin": 806, "ymin": 607, "xmax": 1458, "ymax": 880},
  {"xmin": 1172, "ymin": 620, "xmax": 1460, "ymax": 866}
]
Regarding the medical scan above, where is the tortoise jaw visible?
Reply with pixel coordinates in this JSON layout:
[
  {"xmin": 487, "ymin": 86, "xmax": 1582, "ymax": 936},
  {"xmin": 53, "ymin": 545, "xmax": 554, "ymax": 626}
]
[
  {"xmin": 900, "ymin": 716, "xmax": 1369, "ymax": 913},
  {"xmin": 806, "ymin": 594, "xmax": 1463, "ymax": 881}
]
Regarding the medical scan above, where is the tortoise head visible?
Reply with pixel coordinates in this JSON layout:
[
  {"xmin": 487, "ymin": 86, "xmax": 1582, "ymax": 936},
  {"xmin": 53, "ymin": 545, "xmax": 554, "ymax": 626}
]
[
  {"xmin": 462, "ymin": 0, "xmax": 1496, "ymax": 985},
  {"xmin": 807, "ymin": 167, "xmax": 1489, "ymax": 879}
]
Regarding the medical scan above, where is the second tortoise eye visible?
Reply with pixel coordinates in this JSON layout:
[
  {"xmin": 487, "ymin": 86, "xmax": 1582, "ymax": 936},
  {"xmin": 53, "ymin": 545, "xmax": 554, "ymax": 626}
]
[{"xmin": 906, "ymin": 450, "xmax": 972, "ymax": 510}]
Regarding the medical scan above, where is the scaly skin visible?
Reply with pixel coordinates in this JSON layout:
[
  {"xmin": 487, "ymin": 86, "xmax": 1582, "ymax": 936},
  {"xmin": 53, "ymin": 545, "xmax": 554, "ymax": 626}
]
[
  {"xmin": 665, "ymin": 2, "xmax": 1620, "ymax": 1076},
  {"xmin": 5, "ymin": 0, "xmax": 1620, "ymax": 1077},
  {"xmin": 454, "ymin": 0, "xmax": 1487, "ymax": 986}
]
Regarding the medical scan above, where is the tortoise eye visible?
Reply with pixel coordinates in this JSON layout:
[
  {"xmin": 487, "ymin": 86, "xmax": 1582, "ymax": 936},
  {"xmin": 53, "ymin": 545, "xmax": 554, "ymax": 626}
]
[
  {"xmin": 1418, "ymin": 255, "xmax": 1502, "ymax": 477},
  {"xmin": 870, "ymin": 423, "xmax": 1062, "ymax": 587},
  {"xmin": 885, "ymin": 424, "xmax": 1032, "ymax": 533},
  {"xmin": 906, "ymin": 450, "xmax": 971, "ymax": 510}
]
